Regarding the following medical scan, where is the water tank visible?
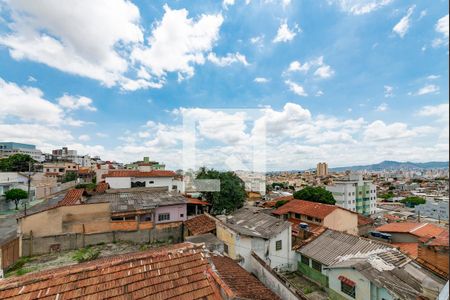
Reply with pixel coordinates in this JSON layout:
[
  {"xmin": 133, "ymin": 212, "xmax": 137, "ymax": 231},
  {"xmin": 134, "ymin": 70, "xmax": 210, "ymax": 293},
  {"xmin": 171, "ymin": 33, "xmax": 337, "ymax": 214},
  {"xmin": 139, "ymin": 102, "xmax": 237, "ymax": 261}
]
[{"xmin": 299, "ymin": 223, "xmax": 309, "ymax": 230}]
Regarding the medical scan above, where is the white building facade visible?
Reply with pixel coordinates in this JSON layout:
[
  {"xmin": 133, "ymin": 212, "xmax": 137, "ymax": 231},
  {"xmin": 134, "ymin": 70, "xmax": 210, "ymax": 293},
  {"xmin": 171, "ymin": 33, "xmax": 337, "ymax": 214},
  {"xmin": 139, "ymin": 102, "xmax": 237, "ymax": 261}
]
[
  {"xmin": 415, "ymin": 200, "xmax": 449, "ymax": 221},
  {"xmin": 326, "ymin": 174, "xmax": 377, "ymax": 215}
]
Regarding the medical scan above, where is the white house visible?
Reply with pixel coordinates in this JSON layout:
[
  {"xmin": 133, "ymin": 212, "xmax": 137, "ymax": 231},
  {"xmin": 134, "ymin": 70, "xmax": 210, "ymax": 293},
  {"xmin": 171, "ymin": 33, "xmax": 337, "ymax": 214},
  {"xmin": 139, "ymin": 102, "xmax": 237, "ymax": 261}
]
[
  {"xmin": 103, "ymin": 170, "xmax": 184, "ymax": 192},
  {"xmin": 216, "ymin": 207, "xmax": 297, "ymax": 272}
]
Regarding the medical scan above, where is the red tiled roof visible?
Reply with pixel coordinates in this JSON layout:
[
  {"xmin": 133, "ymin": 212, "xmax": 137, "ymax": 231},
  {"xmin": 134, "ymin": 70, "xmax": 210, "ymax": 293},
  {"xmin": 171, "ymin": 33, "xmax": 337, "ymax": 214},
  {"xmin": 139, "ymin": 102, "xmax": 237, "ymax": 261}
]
[
  {"xmin": 358, "ymin": 214, "xmax": 374, "ymax": 226},
  {"xmin": 188, "ymin": 198, "xmax": 211, "ymax": 206},
  {"xmin": 0, "ymin": 243, "xmax": 221, "ymax": 300},
  {"xmin": 425, "ymin": 230, "xmax": 449, "ymax": 247},
  {"xmin": 103, "ymin": 170, "xmax": 176, "ymax": 178},
  {"xmin": 210, "ymin": 255, "xmax": 281, "ymax": 300},
  {"xmin": 262, "ymin": 195, "xmax": 293, "ymax": 208},
  {"xmin": 376, "ymin": 222, "xmax": 446, "ymax": 239},
  {"xmin": 56, "ymin": 189, "xmax": 85, "ymax": 206},
  {"xmin": 272, "ymin": 199, "xmax": 338, "ymax": 219},
  {"xmin": 185, "ymin": 214, "xmax": 217, "ymax": 235},
  {"xmin": 95, "ymin": 182, "xmax": 109, "ymax": 193},
  {"xmin": 392, "ymin": 242, "xmax": 419, "ymax": 259}
]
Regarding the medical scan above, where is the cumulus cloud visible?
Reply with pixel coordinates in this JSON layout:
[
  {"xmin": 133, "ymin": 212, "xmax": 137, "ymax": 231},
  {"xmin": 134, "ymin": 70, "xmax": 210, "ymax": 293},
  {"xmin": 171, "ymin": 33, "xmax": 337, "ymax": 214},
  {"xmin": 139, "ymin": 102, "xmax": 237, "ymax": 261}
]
[
  {"xmin": 417, "ymin": 103, "xmax": 449, "ymax": 122},
  {"xmin": 286, "ymin": 56, "xmax": 334, "ymax": 79},
  {"xmin": 376, "ymin": 103, "xmax": 388, "ymax": 112},
  {"xmin": 0, "ymin": 0, "xmax": 143, "ymax": 88},
  {"xmin": 285, "ymin": 80, "xmax": 308, "ymax": 96},
  {"xmin": 207, "ymin": 52, "xmax": 249, "ymax": 67},
  {"xmin": 393, "ymin": 5, "xmax": 415, "ymax": 38},
  {"xmin": 432, "ymin": 14, "xmax": 449, "ymax": 47},
  {"xmin": 58, "ymin": 95, "xmax": 96, "ymax": 111},
  {"xmin": 273, "ymin": 20, "xmax": 300, "ymax": 43},
  {"xmin": 364, "ymin": 120, "xmax": 417, "ymax": 141},
  {"xmin": 78, "ymin": 134, "xmax": 91, "ymax": 142},
  {"xmin": 131, "ymin": 5, "xmax": 223, "ymax": 81},
  {"xmin": 0, "ymin": 77, "xmax": 63, "ymax": 124}
]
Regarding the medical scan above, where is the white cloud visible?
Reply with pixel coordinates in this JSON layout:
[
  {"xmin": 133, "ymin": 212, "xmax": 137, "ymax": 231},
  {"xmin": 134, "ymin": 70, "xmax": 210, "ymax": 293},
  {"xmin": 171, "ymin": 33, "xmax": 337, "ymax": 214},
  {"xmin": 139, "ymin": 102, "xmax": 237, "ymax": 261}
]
[
  {"xmin": 427, "ymin": 75, "xmax": 440, "ymax": 80},
  {"xmin": 207, "ymin": 52, "xmax": 249, "ymax": 67},
  {"xmin": 250, "ymin": 35, "xmax": 264, "ymax": 46},
  {"xmin": 286, "ymin": 56, "xmax": 334, "ymax": 79},
  {"xmin": 0, "ymin": 124, "xmax": 74, "ymax": 147},
  {"xmin": 314, "ymin": 65, "xmax": 334, "ymax": 79},
  {"xmin": 316, "ymin": 90, "xmax": 324, "ymax": 97},
  {"xmin": 417, "ymin": 103, "xmax": 449, "ymax": 122},
  {"xmin": 432, "ymin": 14, "xmax": 449, "ymax": 47},
  {"xmin": 96, "ymin": 133, "xmax": 108, "ymax": 138},
  {"xmin": 330, "ymin": 0, "xmax": 392, "ymax": 15},
  {"xmin": 223, "ymin": 0, "xmax": 235, "ymax": 9},
  {"xmin": 273, "ymin": 20, "xmax": 300, "ymax": 43},
  {"xmin": 58, "ymin": 94, "xmax": 96, "ymax": 111},
  {"xmin": 285, "ymin": 80, "xmax": 307, "ymax": 96},
  {"xmin": 413, "ymin": 84, "xmax": 440, "ymax": 96},
  {"xmin": 364, "ymin": 120, "xmax": 417, "ymax": 141},
  {"xmin": 27, "ymin": 76, "xmax": 37, "ymax": 82},
  {"xmin": 384, "ymin": 85, "xmax": 394, "ymax": 97},
  {"xmin": 0, "ymin": 0, "xmax": 143, "ymax": 88},
  {"xmin": 0, "ymin": 77, "xmax": 63, "ymax": 124},
  {"xmin": 375, "ymin": 102, "xmax": 388, "ymax": 112},
  {"xmin": 78, "ymin": 134, "xmax": 91, "ymax": 142},
  {"xmin": 393, "ymin": 5, "xmax": 415, "ymax": 38},
  {"xmin": 254, "ymin": 77, "xmax": 269, "ymax": 83},
  {"xmin": 131, "ymin": 5, "xmax": 223, "ymax": 80}
]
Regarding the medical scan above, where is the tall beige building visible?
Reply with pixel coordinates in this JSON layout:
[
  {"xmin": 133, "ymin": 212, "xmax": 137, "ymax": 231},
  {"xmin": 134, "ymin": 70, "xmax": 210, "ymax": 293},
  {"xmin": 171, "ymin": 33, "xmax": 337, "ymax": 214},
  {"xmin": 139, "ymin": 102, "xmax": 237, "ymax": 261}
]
[{"xmin": 316, "ymin": 162, "xmax": 328, "ymax": 176}]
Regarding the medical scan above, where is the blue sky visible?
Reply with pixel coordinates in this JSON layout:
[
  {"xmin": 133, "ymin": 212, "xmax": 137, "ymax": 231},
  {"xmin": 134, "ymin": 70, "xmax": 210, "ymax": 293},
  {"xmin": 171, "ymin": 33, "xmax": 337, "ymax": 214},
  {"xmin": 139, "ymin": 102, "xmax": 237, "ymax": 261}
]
[{"xmin": 0, "ymin": 0, "xmax": 448, "ymax": 171}]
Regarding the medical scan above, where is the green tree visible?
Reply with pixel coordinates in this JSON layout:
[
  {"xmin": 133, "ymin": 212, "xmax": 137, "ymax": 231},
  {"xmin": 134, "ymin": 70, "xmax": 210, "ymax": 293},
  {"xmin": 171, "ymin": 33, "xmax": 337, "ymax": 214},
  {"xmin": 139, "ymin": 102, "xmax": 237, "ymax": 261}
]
[
  {"xmin": 62, "ymin": 172, "xmax": 78, "ymax": 183},
  {"xmin": 4, "ymin": 189, "xmax": 28, "ymax": 210},
  {"xmin": 400, "ymin": 196, "xmax": 426, "ymax": 207},
  {"xmin": 0, "ymin": 154, "xmax": 35, "ymax": 172},
  {"xmin": 274, "ymin": 200, "xmax": 289, "ymax": 208},
  {"xmin": 196, "ymin": 168, "xmax": 246, "ymax": 214},
  {"xmin": 293, "ymin": 186, "xmax": 335, "ymax": 205}
]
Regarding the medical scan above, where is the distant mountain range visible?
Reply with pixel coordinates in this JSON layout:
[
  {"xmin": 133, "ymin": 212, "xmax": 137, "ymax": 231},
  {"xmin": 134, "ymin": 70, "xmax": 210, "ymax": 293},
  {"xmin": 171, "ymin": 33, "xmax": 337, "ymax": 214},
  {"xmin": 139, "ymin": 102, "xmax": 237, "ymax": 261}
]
[{"xmin": 329, "ymin": 160, "xmax": 449, "ymax": 172}]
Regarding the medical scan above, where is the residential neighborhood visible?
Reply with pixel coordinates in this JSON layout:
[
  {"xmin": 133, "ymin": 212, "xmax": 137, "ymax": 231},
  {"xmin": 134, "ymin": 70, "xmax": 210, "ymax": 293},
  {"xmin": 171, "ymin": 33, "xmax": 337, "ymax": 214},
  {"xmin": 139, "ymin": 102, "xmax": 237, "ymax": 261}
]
[{"xmin": 0, "ymin": 0, "xmax": 448, "ymax": 299}]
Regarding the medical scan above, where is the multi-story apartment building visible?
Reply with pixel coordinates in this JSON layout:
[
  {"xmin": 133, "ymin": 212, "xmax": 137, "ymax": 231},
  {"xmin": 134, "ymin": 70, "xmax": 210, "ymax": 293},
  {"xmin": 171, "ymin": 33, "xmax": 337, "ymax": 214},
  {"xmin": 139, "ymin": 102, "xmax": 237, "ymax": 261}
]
[
  {"xmin": 316, "ymin": 162, "xmax": 328, "ymax": 177},
  {"xmin": 50, "ymin": 147, "xmax": 91, "ymax": 167},
  {"xmin": 326, "ymin": 174, "xmax": 376, "ymax": 215},
  {"xmin": 0, "ymin": 142, "xmax": 43, "ymax": 162}
]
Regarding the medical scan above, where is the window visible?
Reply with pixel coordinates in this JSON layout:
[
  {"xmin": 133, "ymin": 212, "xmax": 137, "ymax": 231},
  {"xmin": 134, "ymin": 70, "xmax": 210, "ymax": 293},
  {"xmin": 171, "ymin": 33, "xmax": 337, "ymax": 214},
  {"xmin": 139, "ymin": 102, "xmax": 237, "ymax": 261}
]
[
  {"xmin": 124, "ymin": 216, "xmax": 135, "ymax": 221},
  {"xmin": 224, "ymin": 243, "xmax": 229, "ymax": 254},
  {"xmin": 158, "ymin": 213, "xmax": 170, "ymax": 221},
  {"xmin": 311, "ymin": 260, "xmax": 321, "ymax": 271},
  {"xmin": 148, "ymin": 181, "xmax": 154, "ymax": 184},
  {"xmin": 295, "ymin": 213, "xmax": 301, "ymax": 219},
  {"xmin": 111, "ymin": 216, "xmax": 123, "ymax": 221},
  {"xmin": 341, "ymin": 281, "xmax": 356, "ymax": 298},
  {"xmin": 275, "ymin": 240, "xmax": 282, "ymax": 251},
  {"xmin": 180, "ymin": 213, "xmax": 184, "ymax": 218},
  {"xmin": 301, "ymin": 255, "xmax": 310, "ymax": 266},
  {"xmin": 315, "ymin": 218, "xmax": 321, "ymax": 223},
  {"xmin": 131, "ymin": 181, "xmax": 145, "ymax": 187},
  {"xmin": 140, "ymin": 214, "xmax": 152, "ymax": 222},
  {"xmin": 307, "ymin": 216, "xmax": 313, "ymax": 221}
]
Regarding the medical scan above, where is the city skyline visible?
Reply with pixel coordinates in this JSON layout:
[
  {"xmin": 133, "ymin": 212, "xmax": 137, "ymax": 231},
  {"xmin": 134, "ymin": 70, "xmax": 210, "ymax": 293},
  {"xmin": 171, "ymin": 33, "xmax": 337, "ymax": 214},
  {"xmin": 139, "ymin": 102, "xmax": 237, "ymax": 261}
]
[{"xmin": 0, "ymin": 0, "xmax": 448, "ymax": 171}]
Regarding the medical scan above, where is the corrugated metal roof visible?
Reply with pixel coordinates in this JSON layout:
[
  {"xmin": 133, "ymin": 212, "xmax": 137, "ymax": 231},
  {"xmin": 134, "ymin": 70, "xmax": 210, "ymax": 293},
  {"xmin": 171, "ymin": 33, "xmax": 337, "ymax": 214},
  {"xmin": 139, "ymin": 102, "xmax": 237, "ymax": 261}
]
[
  {"xmin": 88, "ymin": 190, "xmax": 186, "ymax": 213},
  {"xmin": 221, "ymin": 207, "xmax": 290, "ymax": 239},
  {"xmin": 298, "ymin": 229, "xmax": 398, "ymax": 266}
]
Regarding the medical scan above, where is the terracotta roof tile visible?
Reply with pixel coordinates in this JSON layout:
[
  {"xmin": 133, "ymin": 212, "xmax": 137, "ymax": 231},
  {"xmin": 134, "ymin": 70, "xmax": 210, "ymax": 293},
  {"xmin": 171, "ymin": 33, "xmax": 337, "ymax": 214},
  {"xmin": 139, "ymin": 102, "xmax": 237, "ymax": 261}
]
[
  {"xmin": 56, "ymin": 189, "xmax": 85, "ymax": 206},
  {"xmin": 262, "ymin": 195, "xmax": 293, "ymax": 208},
  {"xmin": 376, "ymin": 222, "xmax": 446, "ymax": 239},
  {"xmin": 272, "ymin": 199, "xmax": 338, "ymax": 219},
  {"xmin": 103, "ymin": 170, "xmax": 176, "ymax": 178},
  {"xmin": 0, "ymin": 243, "xmax": 220, "ymax": 300},
  {"xmin": 95, "ymin": 182, "xmax": 109, "ymax": 193},
  {"xmin": 210, "ymin": 255, "xmax": 281, "ymax": 300},
  {"xmin": 358, "ymin": 214, "xmax": 374, "ymax": 226},
  {"xmin": 184, "ymin": 214, "xmax": 217, "ymax": 235},
  {"xmin": 392, "ymin": 243, "xmax": 419, "ymax": 259},
  {"xmin": 187, "ymin": 198, "xmax": 211, "ymax": 206}
]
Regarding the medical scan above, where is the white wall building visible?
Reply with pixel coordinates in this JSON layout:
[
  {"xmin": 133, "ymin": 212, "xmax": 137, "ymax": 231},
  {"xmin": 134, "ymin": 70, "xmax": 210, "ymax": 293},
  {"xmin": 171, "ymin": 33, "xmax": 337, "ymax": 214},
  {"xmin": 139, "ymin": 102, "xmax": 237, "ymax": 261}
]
[
  {"xmin": 326, "ymin": 174, "xmax": 377, "ymax": 215},
  {"xmin": 415, "ymin": 200, "xmax": 449, "ymax": 221},
  {"xmin": 104, "ymin": 170, "xmax": 183, "ymax": 193}
]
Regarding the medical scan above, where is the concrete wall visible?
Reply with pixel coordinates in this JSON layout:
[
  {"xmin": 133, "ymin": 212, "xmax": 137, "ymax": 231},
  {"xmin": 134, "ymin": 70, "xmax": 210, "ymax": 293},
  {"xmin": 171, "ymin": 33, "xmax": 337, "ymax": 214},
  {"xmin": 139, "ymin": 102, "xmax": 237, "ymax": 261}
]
[
  {"xmin": 327, "ymin": 267, "xmax": 393, "ymax": 300},
  {"xmin": 155, "ymin": 204, "xmax": 186, "ymax": 224},
  {"xmin": 250, "ymin": 253, "xmax": 302, "ymax": 300},
  {"xmin": 216, "ymin": 222, "xmax": 237, "ymax": 258},
  {"xmin": 19, "ymin": 203, "xmax": 111, "ymax": 237},
  {"xmin": 387, "ymin": 232, "xmax": 418, "ymax": 243},
  {"xmin": 106, "ymin": 177, "xmax": 131, "ymax": 189},
  {"xmin": 21, "ymin": 224, "xmax": 183, "ymax": 256},
  {"xmin": 324, "ymin": 210, "xmax": 358, "ymax": 235}
]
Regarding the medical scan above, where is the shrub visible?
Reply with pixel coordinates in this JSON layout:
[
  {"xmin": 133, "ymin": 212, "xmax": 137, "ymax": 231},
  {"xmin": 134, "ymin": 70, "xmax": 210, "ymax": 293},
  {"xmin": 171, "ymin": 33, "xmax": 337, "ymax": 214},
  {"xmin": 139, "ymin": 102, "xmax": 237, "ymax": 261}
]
[{"xmin": 72, "ymin": 247, "xmax": 100, "ymax": 263}]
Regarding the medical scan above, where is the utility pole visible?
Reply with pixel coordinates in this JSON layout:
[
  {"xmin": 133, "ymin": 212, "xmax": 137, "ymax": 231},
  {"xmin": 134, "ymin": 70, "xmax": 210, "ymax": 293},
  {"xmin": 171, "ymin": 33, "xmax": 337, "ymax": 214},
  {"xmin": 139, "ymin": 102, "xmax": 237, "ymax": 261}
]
[{"xmin": 27, "ymin": 161, "xmax": 31, "ymax": 204}]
